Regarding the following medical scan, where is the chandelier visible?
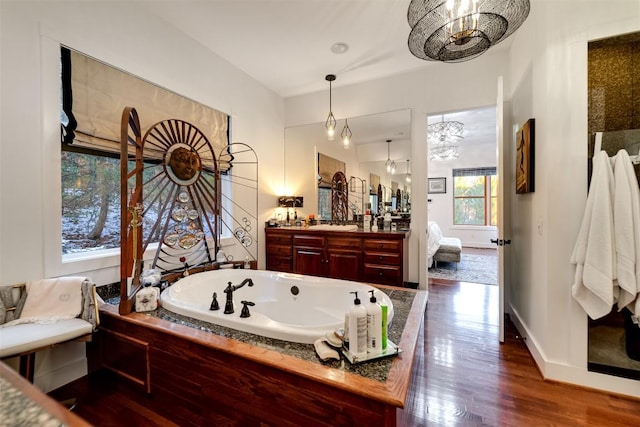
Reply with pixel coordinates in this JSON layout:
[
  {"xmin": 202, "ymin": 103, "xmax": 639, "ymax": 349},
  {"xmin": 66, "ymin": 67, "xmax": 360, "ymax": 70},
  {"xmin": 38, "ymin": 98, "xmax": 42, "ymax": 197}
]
[
  {"xmin": 385, "ymin": 139, "xmax": 396, "ymax": 174},
  {"xmin": 430, "ymin": 145, "xmax": 460, "ymax": 161},
  {"xmin": 428, "ymin": 115, "xmax": 462, "ymax": 161},
  {"xmin": 407, "ymin": 0, "xmax": 531, "ymax": 63},
  {"xmin": 428, "ymin": 116, "xmax": 464, "ymax": 145}
]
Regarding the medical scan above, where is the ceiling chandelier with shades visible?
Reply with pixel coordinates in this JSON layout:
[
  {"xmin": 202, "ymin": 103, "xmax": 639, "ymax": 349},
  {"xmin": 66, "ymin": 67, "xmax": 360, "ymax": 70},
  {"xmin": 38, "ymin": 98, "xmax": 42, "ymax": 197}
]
[
  {"xmin": 430, "ymin": 145, "xmax": 460, "ymax": 161},
  {"xmin": 324, "ymin": 74, "xmax": 353, "ymax": 148},
  {"xmin": 385, "ymin": 139, "xmax": 396, "ymax": 174},
  {"xmin": 428, "ymin": 115, "xmax": 463, "ymax": 161},
  {"xmin": 428, "ymin": 115, "xmax": 464, "ymax": 145},
  {"xmin": 407, "ymin": 0, "xmax": 531, "ymax": 63}
]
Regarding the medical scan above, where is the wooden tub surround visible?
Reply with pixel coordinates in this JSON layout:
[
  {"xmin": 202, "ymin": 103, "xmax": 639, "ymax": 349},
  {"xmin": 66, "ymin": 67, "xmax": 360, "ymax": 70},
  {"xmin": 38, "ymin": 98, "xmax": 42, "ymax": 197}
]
[{"xmin": 92, "ymin": 285, "xmax": 427, "ymax": 426}]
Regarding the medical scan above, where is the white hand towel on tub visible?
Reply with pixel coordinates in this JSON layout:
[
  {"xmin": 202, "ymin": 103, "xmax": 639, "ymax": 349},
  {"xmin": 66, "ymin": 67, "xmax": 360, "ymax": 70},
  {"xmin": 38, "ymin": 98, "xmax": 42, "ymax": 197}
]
[
  {"xmin": 570, "ymin": 151, "xmax": 616, "ymax": 319},
  {"xmin": 0, "ymin": 276, "xmax": 88, "ymax": 327},
  {"xmin": 613, "ymin": 149, "xmax": 640, "ymax": 312}
]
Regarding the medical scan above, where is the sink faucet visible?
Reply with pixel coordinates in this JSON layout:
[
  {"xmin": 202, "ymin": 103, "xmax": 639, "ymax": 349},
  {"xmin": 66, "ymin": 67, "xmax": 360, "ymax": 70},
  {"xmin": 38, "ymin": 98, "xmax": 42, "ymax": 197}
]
[{"xmin": 223, "ymin": 278, "xmax": 254, "ymax": 314}]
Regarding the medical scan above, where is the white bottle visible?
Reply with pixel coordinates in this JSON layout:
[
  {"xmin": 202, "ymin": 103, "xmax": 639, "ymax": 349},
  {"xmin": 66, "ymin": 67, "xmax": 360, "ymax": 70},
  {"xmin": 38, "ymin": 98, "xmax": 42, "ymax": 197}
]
[
  {"xmin": 348, "ymin": 291, "xmax": 368, "ymax": 358},
  {"xmin": 366, "ymin": 290, "xmax": 382, "ymax": 355}
]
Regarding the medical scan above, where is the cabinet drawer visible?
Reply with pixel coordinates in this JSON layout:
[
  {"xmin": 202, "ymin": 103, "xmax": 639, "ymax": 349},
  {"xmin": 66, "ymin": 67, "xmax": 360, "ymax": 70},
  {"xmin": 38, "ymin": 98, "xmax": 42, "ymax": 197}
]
[
  {"xmin": 266, "ymin": 256, "xmax": 292, "ymax": 272},
  {"xmin": 363, "ymin": 251, "xmax": 401, "ymax": 266},
  {"xmin": 266, "ymin": 244, "xmax": 292, "ymax": 256},
  {"xmin": 363, "ymin": 264, "xmax": 402, "ymax": 286},
  {"xmin": 266, "ymin": 233, "xmax": 292, "ymax": 245},
  {"xmin": 363, "ymin": 239, "xmax": 401, "ymax": 252},
  {"xmin": 327, "ymin": 236, "xmax": 361, "ymax": 249},
  {"xmin": 293, "ymin": 235, "xmax": 325, "ymax": 248}
]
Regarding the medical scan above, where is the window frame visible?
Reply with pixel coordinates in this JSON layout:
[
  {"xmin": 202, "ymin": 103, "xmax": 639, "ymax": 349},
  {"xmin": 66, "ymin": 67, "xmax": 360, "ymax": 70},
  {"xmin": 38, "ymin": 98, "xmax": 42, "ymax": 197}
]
[
  {"xmin": 43, "ymin": 39, "xmax": 237, "ymax": 281},
  {"xmin": 452, "ymin": 168, "xmax": 497, "ymax": 227}
]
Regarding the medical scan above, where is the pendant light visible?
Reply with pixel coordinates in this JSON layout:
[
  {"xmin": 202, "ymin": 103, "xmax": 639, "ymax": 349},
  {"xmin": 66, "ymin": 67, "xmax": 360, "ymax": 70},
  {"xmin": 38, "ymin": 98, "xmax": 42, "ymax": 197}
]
[
  {"xmin": 341, "ymin": 118, "xmax": 352, "ymax": 148},
  {"xmin": 325, "ymin": 74, "xmax": 336, "ymax": 140},
  {"xmin": 406, "ymin": 159, "xmax": 411, "ymax": 183},
  {"xmin": 385, "ymin": 140, "xmax": 396, "ymax": 174}
]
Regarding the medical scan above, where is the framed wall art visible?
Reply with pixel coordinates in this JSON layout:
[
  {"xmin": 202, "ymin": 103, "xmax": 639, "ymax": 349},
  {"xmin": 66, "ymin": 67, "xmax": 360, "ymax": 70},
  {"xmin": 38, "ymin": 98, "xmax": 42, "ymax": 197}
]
[
  {"xmin": 516, "ymin": 118, "xmax": 535, "ymax": 194},
  {"xmin": 428, "ymin": 177, "xmax": 446, "ymax": 194}
]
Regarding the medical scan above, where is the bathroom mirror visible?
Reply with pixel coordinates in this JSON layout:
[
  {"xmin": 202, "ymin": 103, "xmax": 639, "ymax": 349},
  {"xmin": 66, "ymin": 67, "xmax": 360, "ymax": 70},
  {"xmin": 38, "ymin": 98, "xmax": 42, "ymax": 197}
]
[{"xmin": 284, "ymin": 109, "xmax": 411, "ymax": 221}]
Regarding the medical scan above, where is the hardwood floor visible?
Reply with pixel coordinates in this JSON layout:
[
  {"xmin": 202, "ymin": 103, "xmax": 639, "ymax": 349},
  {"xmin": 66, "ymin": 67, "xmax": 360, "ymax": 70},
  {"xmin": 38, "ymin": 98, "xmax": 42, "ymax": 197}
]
[{"xmin": 50, "ymin": 279, "xmax": 640, "ymax": 426}]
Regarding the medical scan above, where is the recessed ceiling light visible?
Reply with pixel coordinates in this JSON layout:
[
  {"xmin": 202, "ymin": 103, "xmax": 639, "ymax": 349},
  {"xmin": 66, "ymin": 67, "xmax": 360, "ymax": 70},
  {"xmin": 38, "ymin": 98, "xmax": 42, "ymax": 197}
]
[{"xmin": 331, "ymin": 43, "xmax": 349, "ymax": 54}]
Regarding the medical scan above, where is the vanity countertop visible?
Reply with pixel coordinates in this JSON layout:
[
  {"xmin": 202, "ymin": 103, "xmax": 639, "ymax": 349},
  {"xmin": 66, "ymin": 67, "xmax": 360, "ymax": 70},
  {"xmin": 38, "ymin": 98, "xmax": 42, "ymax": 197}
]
[
  {"xmin": 267, "ymin": 225, "xmax": 411, "ymax": 236},
  {"xmin": 0, "ymin": 361, "xmax": 92, "ymax": 427}
]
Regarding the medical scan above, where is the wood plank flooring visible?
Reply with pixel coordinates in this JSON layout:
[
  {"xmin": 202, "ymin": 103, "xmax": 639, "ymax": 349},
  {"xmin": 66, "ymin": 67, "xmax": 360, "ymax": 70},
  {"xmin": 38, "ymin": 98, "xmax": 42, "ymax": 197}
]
[{"xmin": 50, "ymin": 279, "xmax": 640, "ymax": 426}]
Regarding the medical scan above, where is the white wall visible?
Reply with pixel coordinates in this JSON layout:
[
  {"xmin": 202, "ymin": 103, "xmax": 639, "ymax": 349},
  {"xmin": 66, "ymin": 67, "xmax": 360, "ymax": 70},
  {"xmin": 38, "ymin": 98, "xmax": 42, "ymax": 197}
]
[
  {"xmin": 0, "ymin": 1, "xmax": 284, "ymax": 391},
  {"xmin": 285, "ymin": 50, "xmax": 510, "ymax": 288},
  {"xmin": 428, "ymin": 132, "xmax": 498, "ymax": 249},
  {"xmin": 507, "ymin": 0, "xmax": 640, "ymax": 397}
]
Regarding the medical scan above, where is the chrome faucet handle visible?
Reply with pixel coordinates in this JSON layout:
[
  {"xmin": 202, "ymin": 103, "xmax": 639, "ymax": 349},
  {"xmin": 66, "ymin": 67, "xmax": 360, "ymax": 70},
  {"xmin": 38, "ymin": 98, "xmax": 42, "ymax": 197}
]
[{"xmin": 240, "ymin": 301, "xmax": 255, "ymax": 318}]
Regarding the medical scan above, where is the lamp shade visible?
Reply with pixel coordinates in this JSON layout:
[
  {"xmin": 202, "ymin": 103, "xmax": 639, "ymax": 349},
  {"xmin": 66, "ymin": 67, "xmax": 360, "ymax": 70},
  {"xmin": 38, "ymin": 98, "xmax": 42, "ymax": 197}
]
[{"xmin": 408, "ymin": 0, "xmax": 530, "ymax": 63}]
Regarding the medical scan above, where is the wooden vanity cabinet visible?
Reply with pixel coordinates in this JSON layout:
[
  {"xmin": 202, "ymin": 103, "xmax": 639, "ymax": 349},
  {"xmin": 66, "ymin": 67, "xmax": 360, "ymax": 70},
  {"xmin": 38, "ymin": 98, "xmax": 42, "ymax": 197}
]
[
  {"xmin": 293, "ymin": 234, "xmax": 326, "ymax": 277},
  {"xmin": 326, "ymin": 236, "xmax": 362, "ymax": 281},
  {"xmin": 362, "ymin": 238, "xmax": 403, "ymax": 286},
  {"xmin": 265, "ymin": 230, "xmax": 293, "ymax": 272},
  {"xmin": 266, "ymin": 228, "xmax": 406, "ymax": 286}
]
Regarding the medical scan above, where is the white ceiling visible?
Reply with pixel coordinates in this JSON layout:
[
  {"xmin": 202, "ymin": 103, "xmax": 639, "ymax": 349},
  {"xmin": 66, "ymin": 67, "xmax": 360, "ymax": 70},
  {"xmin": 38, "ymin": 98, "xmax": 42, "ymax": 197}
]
[
  {"xmin": 139, "ymin": 0, "xmax": 437, "ymax": 98},
  {"xmin": 139, "ymin": 0, "xmax": 500, "ymax": 154}
]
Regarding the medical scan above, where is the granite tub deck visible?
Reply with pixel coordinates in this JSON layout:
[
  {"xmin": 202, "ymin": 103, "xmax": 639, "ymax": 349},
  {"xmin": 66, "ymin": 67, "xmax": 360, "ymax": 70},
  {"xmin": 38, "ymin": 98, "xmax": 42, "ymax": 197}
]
[
  {"xmin": 0, "ymin": 361, "xmax": 91, "ymax": 427},
  {"xmin": 96, "ymin": 285, "xmax": 428, "ymax": 426}
]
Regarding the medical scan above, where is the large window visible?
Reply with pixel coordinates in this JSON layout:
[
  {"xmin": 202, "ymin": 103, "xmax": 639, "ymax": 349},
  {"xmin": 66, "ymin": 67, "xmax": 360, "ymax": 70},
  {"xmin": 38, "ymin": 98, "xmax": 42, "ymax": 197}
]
[
  {"xmin": 60, "ymin": 47, "xmax": 230, "ymax": 257},
  {"xmin": 61, "ymin": 152, "xmax": 121, "ymax": 255},
  {"xmin": 453, "ymin": 167, "xmax": 497, "ymax": 226}
]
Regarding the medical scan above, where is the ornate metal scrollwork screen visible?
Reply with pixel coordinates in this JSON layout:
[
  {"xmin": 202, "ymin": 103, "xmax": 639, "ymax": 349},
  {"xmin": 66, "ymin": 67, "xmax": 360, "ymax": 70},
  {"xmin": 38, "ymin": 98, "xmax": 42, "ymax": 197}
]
[
  {"xmin": 331, "ymin": 171, "xmax": 349, "ymax": 222},
  {"xmin": 119, "ymin": 107, "xmax": 220, "ymax": 314}
]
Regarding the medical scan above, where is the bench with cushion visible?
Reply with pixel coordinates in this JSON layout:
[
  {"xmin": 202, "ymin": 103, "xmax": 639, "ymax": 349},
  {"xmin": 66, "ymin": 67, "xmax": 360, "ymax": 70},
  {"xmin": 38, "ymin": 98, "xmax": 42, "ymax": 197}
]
[
  {"xmin": 427, "ymin": 221, "xmax": 463, "ymax": 269},
  {"xmin": 0, "ymin": 278, "xmax": 99, "ymax": 382},
  {"xmin": 433, "ymin": 237, "xmax": 463, "ymax": 268}
]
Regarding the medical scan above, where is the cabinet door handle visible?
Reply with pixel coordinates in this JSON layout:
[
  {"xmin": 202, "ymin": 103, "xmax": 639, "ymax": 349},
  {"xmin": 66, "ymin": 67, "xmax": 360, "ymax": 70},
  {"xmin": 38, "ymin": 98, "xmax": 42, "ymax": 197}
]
[
  {"xmin": 379, "ymin": 256, "xmax": 383, "ymax": 260},
  {"xmin": 379, "ymin": 272, "xmax": 383, "ymax": 276}
]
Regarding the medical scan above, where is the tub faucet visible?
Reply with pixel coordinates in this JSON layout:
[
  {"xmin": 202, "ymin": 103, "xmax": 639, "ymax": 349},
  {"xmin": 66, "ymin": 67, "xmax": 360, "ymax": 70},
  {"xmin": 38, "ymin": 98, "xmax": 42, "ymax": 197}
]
[{"xmin": 223, "ymin": 278, "xmax": 254, "ymax": 314}]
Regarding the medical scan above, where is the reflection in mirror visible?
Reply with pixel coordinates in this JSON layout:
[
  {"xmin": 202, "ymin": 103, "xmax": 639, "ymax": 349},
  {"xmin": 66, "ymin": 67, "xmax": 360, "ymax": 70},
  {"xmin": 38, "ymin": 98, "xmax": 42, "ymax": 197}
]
[{"xmin": 284, "ymin": 109, "xmax": 411, "ymax": 226}]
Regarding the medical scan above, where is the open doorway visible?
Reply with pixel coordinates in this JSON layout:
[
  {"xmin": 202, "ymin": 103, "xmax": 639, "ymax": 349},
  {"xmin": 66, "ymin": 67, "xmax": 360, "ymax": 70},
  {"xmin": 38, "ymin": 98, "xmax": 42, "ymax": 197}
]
[{"xmin": 426, "ymin": 106, "xmax": 499, "ymax": 285}]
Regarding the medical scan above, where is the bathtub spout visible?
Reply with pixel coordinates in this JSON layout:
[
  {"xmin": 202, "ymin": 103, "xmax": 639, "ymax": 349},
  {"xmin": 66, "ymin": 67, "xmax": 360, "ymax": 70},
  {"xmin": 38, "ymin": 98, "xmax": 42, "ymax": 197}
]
[{"xmin": 223, "ymin": 279, "xmax": 255, "ymax": 314}]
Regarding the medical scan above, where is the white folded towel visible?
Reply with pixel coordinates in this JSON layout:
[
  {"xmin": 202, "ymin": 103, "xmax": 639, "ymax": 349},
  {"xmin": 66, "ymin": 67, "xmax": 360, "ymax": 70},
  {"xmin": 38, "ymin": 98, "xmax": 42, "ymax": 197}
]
[
  {"xmin": 571, "ymin": 151, "xmax": 616, "ymax": 319},
  {"xmin": 613, "ymin": 150, "xmax": 640, "ymax": 312},
  {"xmin": 0, "ymin": 276, "xmax": 88, "ymax": 327}
]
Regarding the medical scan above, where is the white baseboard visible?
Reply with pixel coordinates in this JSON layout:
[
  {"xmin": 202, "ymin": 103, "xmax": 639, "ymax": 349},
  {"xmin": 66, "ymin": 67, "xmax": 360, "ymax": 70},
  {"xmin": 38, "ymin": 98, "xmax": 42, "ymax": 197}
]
[
  {"xmin": 462, "ymin": 243, "xmax": 496, "ymax": 249},
  {"xmin": 509, "ymin": 305, "xmax": 640, "ymax": 399}
]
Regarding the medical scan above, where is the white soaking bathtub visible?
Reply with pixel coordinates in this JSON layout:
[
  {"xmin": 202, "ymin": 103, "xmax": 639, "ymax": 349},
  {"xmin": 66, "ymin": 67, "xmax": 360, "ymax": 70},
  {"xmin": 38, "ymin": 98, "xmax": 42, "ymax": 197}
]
[{"xmin": 160, "ymin": 269, "xmax": 394, "ymax": 344}]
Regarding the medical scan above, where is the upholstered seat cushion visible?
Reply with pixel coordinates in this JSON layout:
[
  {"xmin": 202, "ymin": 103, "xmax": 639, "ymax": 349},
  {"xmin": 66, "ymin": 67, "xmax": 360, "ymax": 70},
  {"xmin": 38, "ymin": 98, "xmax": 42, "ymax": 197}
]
[
  {"xmin": 0, "ymin": 318, "xmax": 92, "ymax": 358},
  {"xmin": 434, "ymin": 237, "xmax": 462, "ymax": 263}
]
